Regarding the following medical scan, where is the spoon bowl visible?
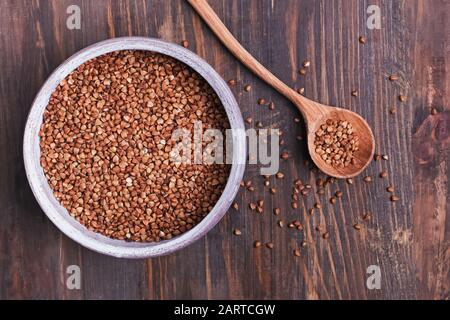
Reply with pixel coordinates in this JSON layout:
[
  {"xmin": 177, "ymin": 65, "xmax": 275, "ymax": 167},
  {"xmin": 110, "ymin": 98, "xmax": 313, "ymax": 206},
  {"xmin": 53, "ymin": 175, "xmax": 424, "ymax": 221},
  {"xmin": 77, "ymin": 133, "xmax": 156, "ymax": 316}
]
[{"xmin": 306, "ymin": 107, "xmax": 375, "ymax": 178}]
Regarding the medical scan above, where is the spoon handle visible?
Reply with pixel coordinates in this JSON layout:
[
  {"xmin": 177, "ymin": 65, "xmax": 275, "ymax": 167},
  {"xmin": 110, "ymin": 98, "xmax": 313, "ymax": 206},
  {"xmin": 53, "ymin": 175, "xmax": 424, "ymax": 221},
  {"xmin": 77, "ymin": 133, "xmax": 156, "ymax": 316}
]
[{"xmin": 187, "ymin": 0, "xmax": 306, "ymax": 107}]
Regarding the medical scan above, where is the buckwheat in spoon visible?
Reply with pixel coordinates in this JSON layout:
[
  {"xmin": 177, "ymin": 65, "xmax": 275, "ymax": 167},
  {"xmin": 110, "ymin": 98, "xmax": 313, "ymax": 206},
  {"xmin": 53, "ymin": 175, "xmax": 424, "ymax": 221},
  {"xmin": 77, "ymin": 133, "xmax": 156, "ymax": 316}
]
[{"xmin": 188, "ymin": 0, "xmax": 375, "ymax": 178}]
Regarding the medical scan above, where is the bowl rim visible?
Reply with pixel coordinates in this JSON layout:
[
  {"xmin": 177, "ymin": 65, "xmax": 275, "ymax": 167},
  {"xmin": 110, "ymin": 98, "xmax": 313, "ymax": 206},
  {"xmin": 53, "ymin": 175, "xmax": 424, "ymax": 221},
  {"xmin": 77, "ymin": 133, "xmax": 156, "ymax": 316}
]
[{"xmin": 23, "ymin": 37, "xmax": 246, "ymax": 258}]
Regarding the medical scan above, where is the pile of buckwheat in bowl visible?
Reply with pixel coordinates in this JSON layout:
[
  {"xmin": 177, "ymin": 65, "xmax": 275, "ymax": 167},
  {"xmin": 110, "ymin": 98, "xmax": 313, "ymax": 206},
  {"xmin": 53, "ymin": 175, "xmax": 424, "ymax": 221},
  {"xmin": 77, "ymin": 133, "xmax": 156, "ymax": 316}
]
[{"xmin": 39, "ymin": 50, "xmax": 231, "ymax": 242}]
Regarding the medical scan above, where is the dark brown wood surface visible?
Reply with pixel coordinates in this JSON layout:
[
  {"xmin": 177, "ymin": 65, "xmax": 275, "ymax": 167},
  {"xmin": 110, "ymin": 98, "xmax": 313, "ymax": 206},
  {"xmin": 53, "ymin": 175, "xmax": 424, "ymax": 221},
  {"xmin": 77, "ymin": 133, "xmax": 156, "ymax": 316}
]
[{"xmin": 0, "ymin": 0, "xmax": 448, "ymax": 300}]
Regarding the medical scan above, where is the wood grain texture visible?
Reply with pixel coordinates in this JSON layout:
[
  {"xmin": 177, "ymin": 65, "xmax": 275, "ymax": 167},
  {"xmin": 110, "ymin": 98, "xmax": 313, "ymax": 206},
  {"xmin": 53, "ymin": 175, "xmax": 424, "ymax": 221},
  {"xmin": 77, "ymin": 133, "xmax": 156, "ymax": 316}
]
[
  {"xmin": 0, "ymin": 0, "xmax": 448, "ymax": 299},
  {"xmin": 187, "ymin": 0, "xmax": 376, "ymax": 180}
]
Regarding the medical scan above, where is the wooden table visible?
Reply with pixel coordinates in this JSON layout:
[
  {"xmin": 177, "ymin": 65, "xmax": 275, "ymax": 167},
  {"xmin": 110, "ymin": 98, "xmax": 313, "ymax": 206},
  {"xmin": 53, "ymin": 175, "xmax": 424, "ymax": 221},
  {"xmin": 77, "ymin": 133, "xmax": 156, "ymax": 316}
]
[{"xmin": 0, "ymin": 0, "xmax": 448, "ymax": 300}]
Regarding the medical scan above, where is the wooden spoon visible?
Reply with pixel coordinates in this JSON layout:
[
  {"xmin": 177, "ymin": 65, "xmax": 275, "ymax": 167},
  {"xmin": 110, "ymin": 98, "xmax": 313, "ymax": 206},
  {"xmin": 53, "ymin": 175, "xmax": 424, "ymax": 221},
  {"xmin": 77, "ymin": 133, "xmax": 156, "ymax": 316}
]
[{"xmin": 187, "ymin": 0, "xmax": 375, "ymax": 178}]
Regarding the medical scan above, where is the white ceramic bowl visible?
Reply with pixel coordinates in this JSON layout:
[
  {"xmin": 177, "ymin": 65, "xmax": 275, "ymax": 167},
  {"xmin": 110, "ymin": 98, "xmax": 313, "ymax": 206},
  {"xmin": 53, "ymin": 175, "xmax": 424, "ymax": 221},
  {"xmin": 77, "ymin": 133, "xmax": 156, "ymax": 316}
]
[{"xmin": 23, "ymin": 37, "xmax": 246, "ymax": 258}]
